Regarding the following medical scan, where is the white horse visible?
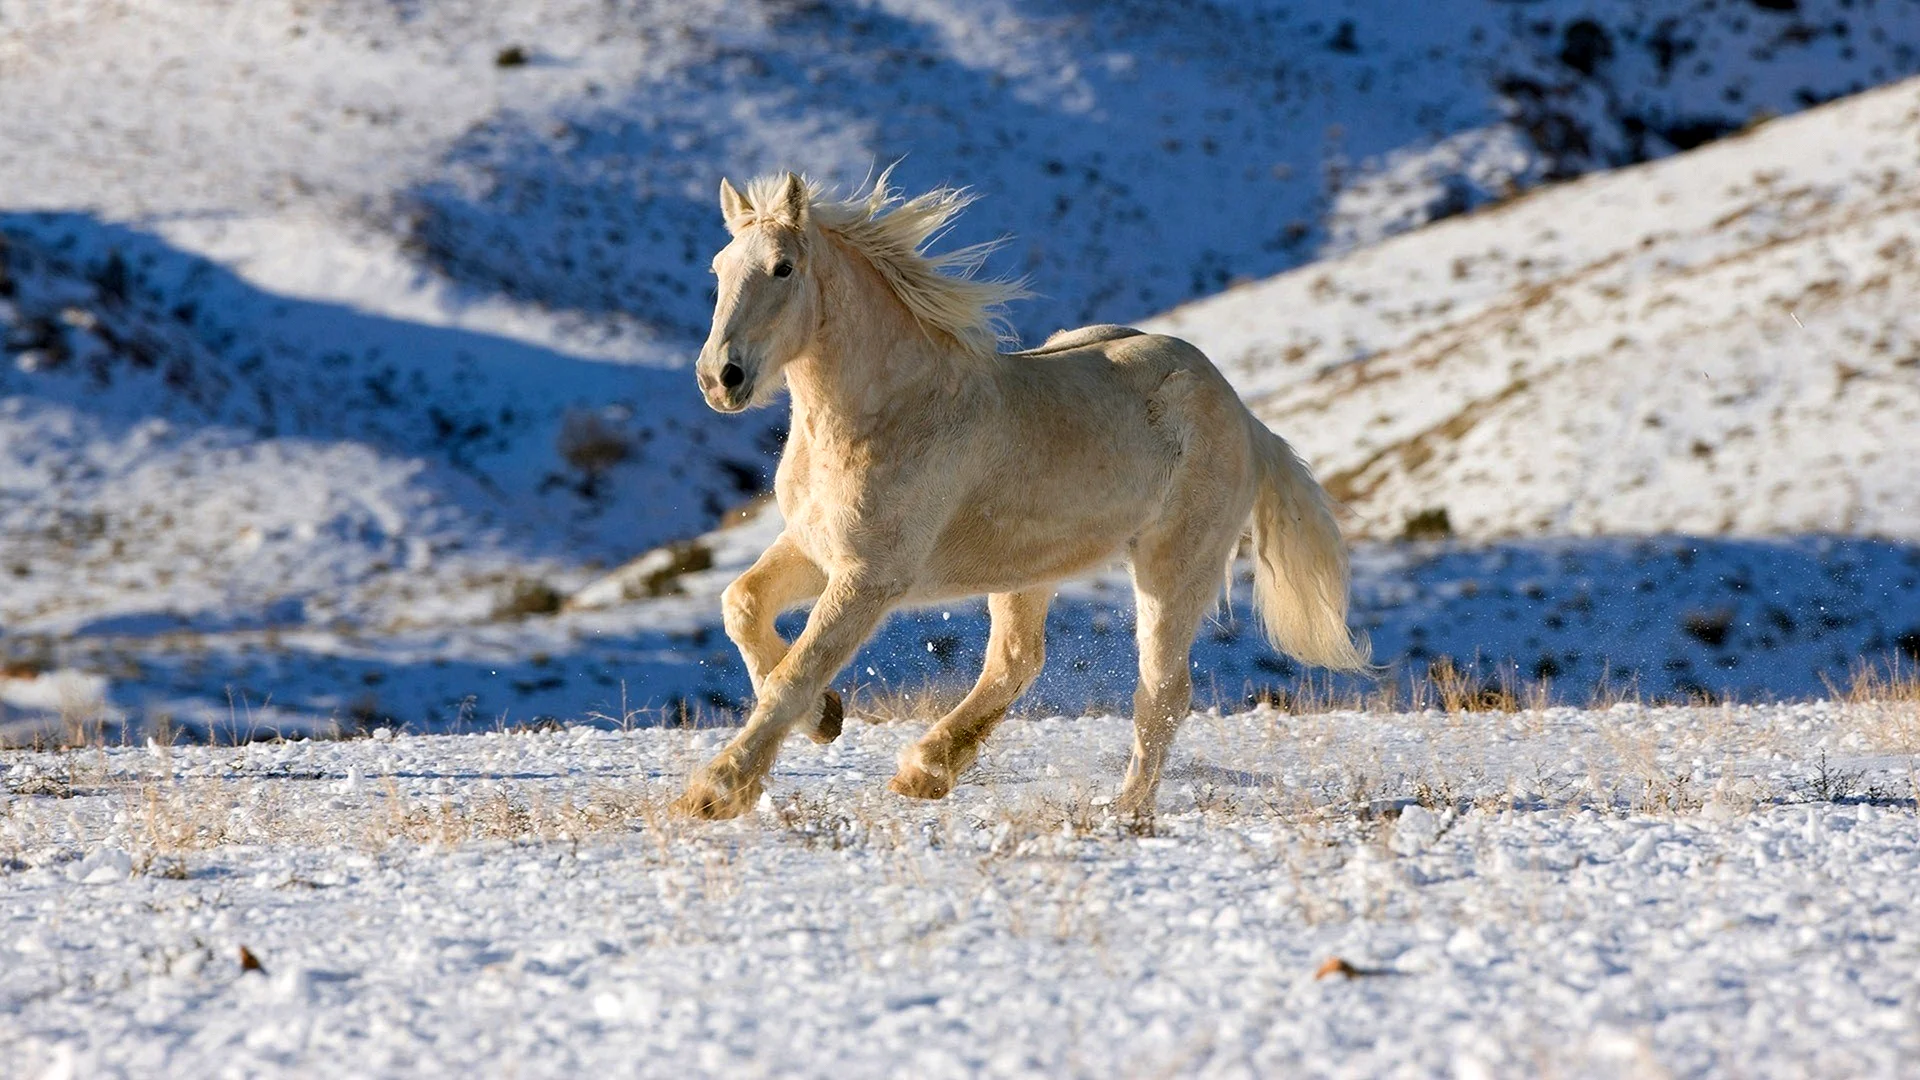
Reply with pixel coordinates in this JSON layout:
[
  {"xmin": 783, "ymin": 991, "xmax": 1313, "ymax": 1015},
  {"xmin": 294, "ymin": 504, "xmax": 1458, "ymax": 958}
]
[{"xmin": 676, "ymin": 170, "xmax": 1369, "ymax": 819}]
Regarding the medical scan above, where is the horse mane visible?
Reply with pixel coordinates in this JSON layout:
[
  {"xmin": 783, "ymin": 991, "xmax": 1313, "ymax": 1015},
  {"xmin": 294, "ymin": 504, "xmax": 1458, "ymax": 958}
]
[{"xmin": 743, "ymin": 168, "xmax": 1029, "ymax": 355}]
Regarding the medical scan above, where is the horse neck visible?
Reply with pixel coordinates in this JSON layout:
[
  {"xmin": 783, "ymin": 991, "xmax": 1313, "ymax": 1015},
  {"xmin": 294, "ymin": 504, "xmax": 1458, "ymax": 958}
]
[{"xmin": 783, "ymin": 235, "xmax": 967, "ymax": 437}]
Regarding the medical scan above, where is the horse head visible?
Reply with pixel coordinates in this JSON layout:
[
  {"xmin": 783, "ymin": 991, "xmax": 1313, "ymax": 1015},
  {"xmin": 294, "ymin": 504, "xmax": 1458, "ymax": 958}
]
[{"xmin": 697, "ymin": 172, "xmax": 819, "ymax": 413}]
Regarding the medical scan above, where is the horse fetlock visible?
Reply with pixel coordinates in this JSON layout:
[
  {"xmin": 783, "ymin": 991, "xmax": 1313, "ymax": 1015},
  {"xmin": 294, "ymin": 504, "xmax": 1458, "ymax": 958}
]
[
  {"xmin": 1115, "ymin": 750, "xmax": 1169, "ymax": 818},
  {"xmin": 1114, "ymin": 776, "xmax": 1161, "ymax": 820},
  {"xmin": 886, "ymin": 763, "xmax": 952, "ymax": 801}
]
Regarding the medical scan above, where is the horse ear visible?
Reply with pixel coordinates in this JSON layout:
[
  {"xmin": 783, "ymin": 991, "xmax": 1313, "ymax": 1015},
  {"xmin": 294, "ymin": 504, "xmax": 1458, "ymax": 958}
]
[
  {"xmin": 772, "ymin": 171, "xmax": 809, "ymax": 229},
  {"xmin": 718, "ymin": 177, "xmax": 752, "ymax": 234}
]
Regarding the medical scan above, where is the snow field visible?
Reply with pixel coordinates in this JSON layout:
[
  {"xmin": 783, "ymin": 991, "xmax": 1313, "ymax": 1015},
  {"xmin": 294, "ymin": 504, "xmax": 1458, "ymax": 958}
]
[
  {"xmin": 4, "ymin": 701, "xmax": 1918, "ymax": 1076},
  {"xmin": 7, "ymin": 4, "xmax": 1920, "ymax": 1073},
  {"xmin": 1152, "ymin": 74, "xmax": 1920, "ymax": 539},
  {"xmin": 8, "ymin": 8, "xmax": 1920, "ymax": 728}
]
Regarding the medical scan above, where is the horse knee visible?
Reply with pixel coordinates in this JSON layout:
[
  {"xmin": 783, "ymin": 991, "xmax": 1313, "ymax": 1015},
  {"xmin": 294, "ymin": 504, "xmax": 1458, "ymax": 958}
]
[{"xmin": 721, "ymin": 578, "xmax": 762, "ymax": 639}]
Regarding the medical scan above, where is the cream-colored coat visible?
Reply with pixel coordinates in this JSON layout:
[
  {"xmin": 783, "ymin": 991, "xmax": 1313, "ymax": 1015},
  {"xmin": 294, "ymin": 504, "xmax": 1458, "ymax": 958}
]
[{"xmin": 677, "ymin": 171, "xmax": 1368, "ymax": 819}]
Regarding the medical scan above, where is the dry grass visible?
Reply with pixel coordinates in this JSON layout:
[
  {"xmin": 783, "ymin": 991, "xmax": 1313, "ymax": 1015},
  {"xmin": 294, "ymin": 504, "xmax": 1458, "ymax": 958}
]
[
  {"xmin": 490, "ymin": 576, "xmax": 565, "ymax": 620},
  {"xmin": 584, "ymin": 683, "xmax": 737, "ymax": 732},
  {"xmin": 367, "ymin": 782, "xmax": 671, "ymax": 850},
  {"xmin": 554, "ymin": 408, "xmax": 633, "ymax": 478},
  {"xmin": 1827, "ymin": 655, "xmax": 1920, "ymax": 705},
  {"xmin": 1417, "ymin": 656, "xmax": 1522, "ymax": 713},
  {"xmin": 1234, "ymin": 650, "xmax": 1920, "ymax": 720},
  {"xmin": 5, "ymin": 658, "xmax": 1916, "ymax": 893},
  {"xmin": 1233, "ymin": 655, "xmax": 1564, "ymax": 718},
  {"xmin": 844, "ymin": 678, "xmax": 970, "ymax": 726},
  {"xmin": 0, "ymin": 739, "xmax": 703, "ymax": 878},
  {"xmin": 1822, "ymin": 658, "xmax": 1920, "ymax": 755}
]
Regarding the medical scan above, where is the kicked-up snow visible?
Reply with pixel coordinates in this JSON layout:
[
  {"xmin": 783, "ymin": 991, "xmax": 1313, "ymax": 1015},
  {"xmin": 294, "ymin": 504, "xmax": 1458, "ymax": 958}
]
[{"xmin": 4, "ymin": 701, "xmax": 1918, "ymax": 1076}]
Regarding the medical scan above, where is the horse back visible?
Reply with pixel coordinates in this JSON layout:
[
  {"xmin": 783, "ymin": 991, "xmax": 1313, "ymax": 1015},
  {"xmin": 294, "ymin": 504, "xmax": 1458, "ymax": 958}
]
[{"xmin": 1013, "ymin": 324, "xmax": 1145, "ymax": 356}]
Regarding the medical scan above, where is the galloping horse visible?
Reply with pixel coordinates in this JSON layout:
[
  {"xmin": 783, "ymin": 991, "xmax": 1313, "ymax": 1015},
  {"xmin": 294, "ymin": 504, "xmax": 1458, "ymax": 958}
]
[{"xmin": 676, "ymin": 170, "xmax": 1369, "ymax": 819}]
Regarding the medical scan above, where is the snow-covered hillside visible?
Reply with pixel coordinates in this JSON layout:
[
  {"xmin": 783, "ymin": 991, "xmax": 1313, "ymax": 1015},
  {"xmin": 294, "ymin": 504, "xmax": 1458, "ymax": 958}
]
[
  {"xmin": 6, "ymin": 9, "xmax": 1920, "ymax": 1066},
  {"xmin": 5, "ymin": 1, "xmax": 1920, "ymax": 733},
  {"xmin": 1156, "ymin": 75, "xmax": 1920, "ymax": 540},
  {"xmin": 5, "ymin": 703, "xmax": 1918, "ymax": 1075},
  {"xmin": 0, "ymin": 214, "xmax": 773, "ymax": 627},
  {"xmin": 10, "ymin": 0, "xmax": 1916, "ymax": 343}
]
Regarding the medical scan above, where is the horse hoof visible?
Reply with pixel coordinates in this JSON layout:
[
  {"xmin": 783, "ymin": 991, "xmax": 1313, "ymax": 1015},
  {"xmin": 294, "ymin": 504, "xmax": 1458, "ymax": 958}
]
[
  {"xmin": 887, "ymin": 763, "xmax": 953, "ymax": 800},
  {"xmin": 674, "ymin": 787, "xmax": 754, "ymax": 820},
  {"xmin": 674, "ymin": 769, "xmax": 761, "ymax": 820},
  {"xmin": 1113, "ymin": 784, "xmax": 1159, "ymax": 826},
  {"xmin": 807, "ymin": 690, "xmax": 844, "ymax": 745}
]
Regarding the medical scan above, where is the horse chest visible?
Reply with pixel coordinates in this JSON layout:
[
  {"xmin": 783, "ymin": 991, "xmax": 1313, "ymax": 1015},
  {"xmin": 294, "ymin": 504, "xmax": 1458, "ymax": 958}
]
[
  {"xmin": 774, "ymin": 437, "xmax": 864, "ymax": 552},
  {"xmin": 775, "ymin": 428, "xmax": 934, "ymax": 564},
  {"xmin": 775, "ymin": 476, "xmax": 836, "ymax": 553}
]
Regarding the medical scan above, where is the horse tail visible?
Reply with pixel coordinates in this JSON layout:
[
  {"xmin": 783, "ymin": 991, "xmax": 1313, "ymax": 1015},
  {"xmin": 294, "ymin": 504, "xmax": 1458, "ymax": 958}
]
[{"xmin": 1245, "ymin": 420, "xmax": 1373, "ymax": 672}]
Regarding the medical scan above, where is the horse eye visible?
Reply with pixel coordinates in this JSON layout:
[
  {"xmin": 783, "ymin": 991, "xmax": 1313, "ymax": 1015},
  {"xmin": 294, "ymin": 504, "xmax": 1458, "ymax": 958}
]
[{"xmin": 772, "ymin": 261, "xmax": 794, "ymax": 278}]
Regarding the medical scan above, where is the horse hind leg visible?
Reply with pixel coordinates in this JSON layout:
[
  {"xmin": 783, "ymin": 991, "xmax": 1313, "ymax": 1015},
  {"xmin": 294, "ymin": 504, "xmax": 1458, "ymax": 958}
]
[
  {"xmin": 1114, "ymin": 553, "xmax": 1222, "ymax": 820},
  {"xmin": 890, "ymin": 586, "xmax": 1051, "ymax": 800},
  {"xmin": 721, "ymin": 533, "xmax": 842, "ymax": 742},
  {"xmin": 1116, "ymin": 395, "xmax": 1254, "ymax": 819}
]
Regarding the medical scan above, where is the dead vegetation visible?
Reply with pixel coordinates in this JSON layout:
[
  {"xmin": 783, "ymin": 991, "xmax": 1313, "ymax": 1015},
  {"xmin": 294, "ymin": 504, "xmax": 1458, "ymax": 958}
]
[
  {"xmin": 368, "ymin": 782, "xmax": 668, "ymax": 849},
  {"xmin": 554, "ymin": 408, "xmax": 635, "ymax": 498},
  {"xmin": 562, "ymin": 539, "xmax": 714, "ymax": 609},
  {"xmin": 491, "ymin": 576, "xmax": 565, "ymax": 620},
  {"xmin": 2, "ymin": 657, "xmax": 1913, "ymax": 890}
]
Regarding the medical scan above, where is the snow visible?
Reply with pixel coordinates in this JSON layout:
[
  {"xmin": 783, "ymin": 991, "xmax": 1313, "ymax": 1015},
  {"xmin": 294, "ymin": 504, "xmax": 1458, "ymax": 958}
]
[
  {"xmin": 6, "ymin": 2, "xmax": 1920, "ymax": 728},
  {"xmin": 7, "ymin": 2, "xmax": 1920, "ymax": 1073},
  {"xmin": 15, "ymin": 0, "xmax": 1914, "ymax": 344},
  {"xmin": 1151, "ymin": 75, "xmax": 1920, "ymax": 539},
  {"xmin": 4, "ymin": 703, "xmax": 1918, "ymax": 1076}
]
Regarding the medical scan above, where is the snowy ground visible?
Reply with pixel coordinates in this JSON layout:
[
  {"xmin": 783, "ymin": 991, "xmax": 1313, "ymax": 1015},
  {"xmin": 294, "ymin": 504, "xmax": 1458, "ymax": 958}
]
[{"xmin": 4, "ymin": 701, "xmax": 1919, "ymax": 1077}]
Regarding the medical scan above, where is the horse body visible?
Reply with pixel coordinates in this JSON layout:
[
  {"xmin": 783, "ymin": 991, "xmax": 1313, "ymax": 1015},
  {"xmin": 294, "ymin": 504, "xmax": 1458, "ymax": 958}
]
[
  {"xmin": 792, "ymin": 335, "xmax": 1194, "ymax": 601},
  {"xmin": 677, "ymin": 171, "xmax": 1368, "ymax": 819}
]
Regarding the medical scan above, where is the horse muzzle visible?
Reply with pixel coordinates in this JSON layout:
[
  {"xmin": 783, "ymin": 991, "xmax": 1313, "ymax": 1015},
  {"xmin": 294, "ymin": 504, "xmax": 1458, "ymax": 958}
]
[{"xmin": 696, "ymin": 347, "xmax": 754, "ymax": 413}]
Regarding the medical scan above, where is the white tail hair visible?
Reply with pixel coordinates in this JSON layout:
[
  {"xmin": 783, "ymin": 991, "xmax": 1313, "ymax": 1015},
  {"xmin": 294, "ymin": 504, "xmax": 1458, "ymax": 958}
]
[{"xmin": 1247, "ymin": 422, "xmax": 1373, "ymax": 671}]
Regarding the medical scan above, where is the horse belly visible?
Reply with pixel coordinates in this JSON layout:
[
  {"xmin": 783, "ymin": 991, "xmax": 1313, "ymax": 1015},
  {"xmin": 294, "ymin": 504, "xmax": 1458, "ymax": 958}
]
[{"xmin": 915, "ymin": 484, "xmax": 1155, "ymax": 598}]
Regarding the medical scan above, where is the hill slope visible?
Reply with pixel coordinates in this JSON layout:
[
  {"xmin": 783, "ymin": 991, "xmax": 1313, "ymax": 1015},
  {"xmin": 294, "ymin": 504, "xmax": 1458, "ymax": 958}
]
[
  {"xmin": 6, "ymin": 0, "xmax": 1917, "ymax": 346},
  {"xmin": 6, "ymin": 3, "xmax": 1920, "ymax": 731},
  {"xmin": 1154, "ymin": 75, "xmax": 1920, "ymax": 540}
]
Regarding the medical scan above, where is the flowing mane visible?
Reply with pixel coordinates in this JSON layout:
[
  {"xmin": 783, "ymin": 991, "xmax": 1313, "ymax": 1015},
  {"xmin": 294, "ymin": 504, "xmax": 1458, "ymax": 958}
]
[{"xmin": 741, "ymin": 169, "xmax": 1028, "ymax": 355}]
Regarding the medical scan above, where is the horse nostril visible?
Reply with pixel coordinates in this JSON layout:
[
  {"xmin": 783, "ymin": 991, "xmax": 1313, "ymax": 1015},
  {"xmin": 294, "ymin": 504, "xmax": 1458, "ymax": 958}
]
[{"xmin": 719, "ymin": 363, "xmax": 745, "ymax": 390}]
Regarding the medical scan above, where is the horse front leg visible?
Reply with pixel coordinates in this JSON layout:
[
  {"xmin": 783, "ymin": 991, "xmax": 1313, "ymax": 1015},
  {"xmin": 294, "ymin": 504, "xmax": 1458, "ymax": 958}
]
[
  {"xmin": 721, "ymin": 532, "xmax": 844, "ymax": 742},
  {"xmin": 678, "ymin": 572, "xmax": 906, "ymax": 819}
]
